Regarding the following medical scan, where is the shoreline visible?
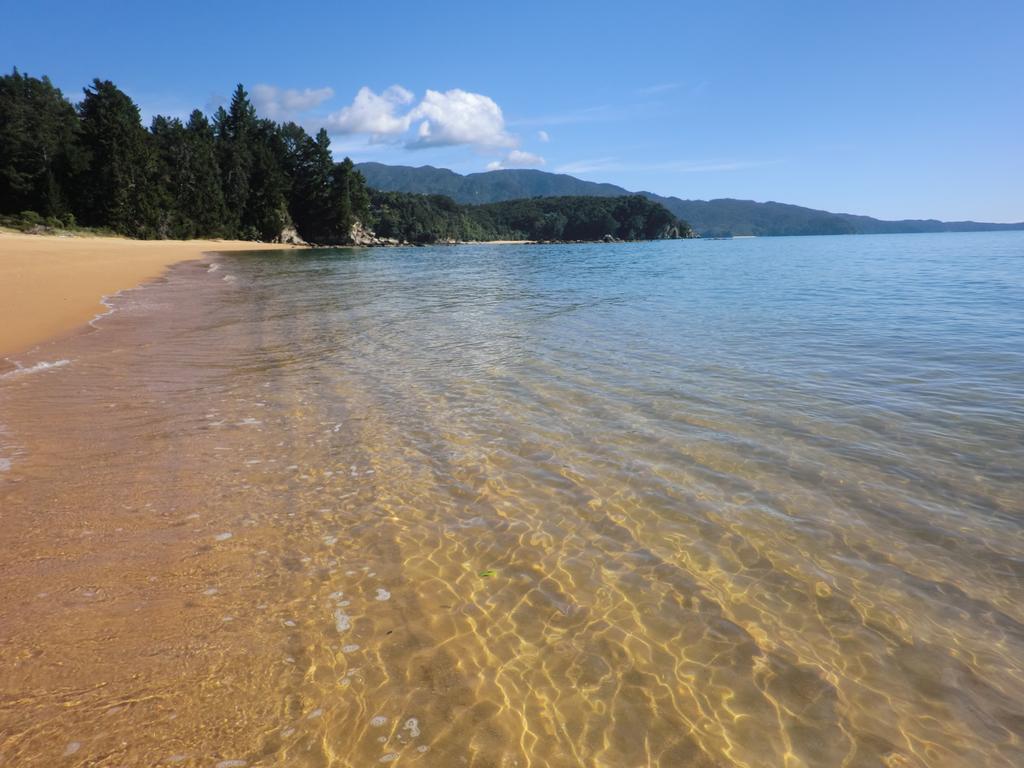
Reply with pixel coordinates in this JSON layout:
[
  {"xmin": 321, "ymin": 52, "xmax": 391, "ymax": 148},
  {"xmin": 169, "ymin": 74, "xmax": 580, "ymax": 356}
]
[{"xmin": 0, "ymin": 232, "xmax": 299, "ymax": 359}]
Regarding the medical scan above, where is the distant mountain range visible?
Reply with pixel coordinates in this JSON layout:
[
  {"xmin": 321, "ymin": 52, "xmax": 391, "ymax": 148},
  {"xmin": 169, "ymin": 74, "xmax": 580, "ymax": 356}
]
[{"xmin": 356, "ymin": 162, "xmax": 1024, "ymax": 238}]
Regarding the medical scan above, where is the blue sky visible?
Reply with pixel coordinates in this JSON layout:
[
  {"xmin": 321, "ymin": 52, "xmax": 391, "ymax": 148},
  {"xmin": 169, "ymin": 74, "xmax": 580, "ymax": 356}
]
[{"xmin": 6, "ymin": 0, "xmax": 1022, "ymax": 221}]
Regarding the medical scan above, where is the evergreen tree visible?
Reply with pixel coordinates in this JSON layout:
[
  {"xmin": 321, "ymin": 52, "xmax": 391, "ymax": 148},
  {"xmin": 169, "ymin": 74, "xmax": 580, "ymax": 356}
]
[
  {"xmin": 77, "ymin": 79, "xmax": 158, "ymax": 236},
  {"xmin": 214, "ymin": 84, "xmax": 257, "ymax": 237},
  {"xmin": 241, "ymin": 118, "xmax": 291, "ymax": 241},
  {"xmin": 182, "ymin": 110, "xmax": 228, "ymax": 237},
  {"xmin": 287, "ymin": 126, "xmax": 336, "ymax": 242},
  {"xmin": 0, "ymin": 69, "xmax": 84, "ymax": 218},
  {"xmin": 149, "ymin": 115, "xmax": 188, "ymax": 237},
  {"xmin": 335, "ymin": 157, "xmax": 371, "ymax": 237}
]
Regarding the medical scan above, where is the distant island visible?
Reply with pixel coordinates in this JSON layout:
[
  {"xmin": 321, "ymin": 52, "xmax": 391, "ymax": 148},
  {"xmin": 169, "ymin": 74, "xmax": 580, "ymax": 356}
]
[
  {"xmin": 356, "ymin": 162, "xmax": 1024, "ymax": 238},
  {"xmin": 0, "ymin": 71, "xmax": 690, "ymax": 246}
]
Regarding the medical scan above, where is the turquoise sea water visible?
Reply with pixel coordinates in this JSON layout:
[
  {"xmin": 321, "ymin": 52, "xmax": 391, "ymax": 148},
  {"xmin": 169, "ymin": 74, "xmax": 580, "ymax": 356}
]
[{"xmin": 1, "ymin": 231, "xmax": 1022, "ymax": 767}]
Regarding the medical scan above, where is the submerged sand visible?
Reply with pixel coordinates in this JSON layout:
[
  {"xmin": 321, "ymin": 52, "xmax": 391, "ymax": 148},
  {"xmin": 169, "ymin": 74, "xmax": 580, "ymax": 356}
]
[{"xmin": 0, "ymin": 231, "xmax": 297, "ymax": 358}]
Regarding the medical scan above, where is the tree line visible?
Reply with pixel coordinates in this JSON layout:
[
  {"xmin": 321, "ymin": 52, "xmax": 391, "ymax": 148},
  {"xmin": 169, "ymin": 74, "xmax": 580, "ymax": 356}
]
[
  {"xmin": 1, "ymin": 69, "xmax": 690, "ymax": 245},
  {"xmin": 370, "ymin": 191, "xmax": 691, "ymax": 243},
  {"xmin": 0, "ymin": 70, "xmax": 368, "ymax": 242}
]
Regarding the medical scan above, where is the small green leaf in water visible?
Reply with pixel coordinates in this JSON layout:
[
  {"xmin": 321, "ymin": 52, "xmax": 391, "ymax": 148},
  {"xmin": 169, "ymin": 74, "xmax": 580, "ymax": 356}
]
[{"xmin": 478, "ymin": 569, "xmax": 496, "ymax": 578}]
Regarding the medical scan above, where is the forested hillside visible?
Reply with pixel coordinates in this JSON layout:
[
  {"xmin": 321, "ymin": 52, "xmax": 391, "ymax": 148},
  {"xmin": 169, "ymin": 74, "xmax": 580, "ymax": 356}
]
[
  {"xmin": 368, "ymin": 192, "xmax": 690, "ymax": 243},
  {"xmin": 357, "ymin": 163, "xmax": 1024, "ymax": 237}
]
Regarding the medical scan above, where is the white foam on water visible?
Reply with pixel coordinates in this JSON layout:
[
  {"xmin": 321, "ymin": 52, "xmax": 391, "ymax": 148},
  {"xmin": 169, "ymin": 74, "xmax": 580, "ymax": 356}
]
[
  {"xmin": 215, "ymin": 761, "xmax": 247, "ymax": 768},
  {"xmin": 0, "ymin": 359, "xmax": 71, "ymax": 379},
  {"xmin": 63, "ymin": 741, "xmax": 81, "ymax": 756},
  {"xmin": 370, "ymin": 716, "xmax": 389, "ymax": 727},
  {"xmin": 207, "ymin": 263, "xmax": 222, "ymax": 273},
  {"xmin": 306, "ymin": 708, "xmax": 323, "ymax": 720},
  {"xmin": 0, "ymin": 458, "xmax": 11, "ymax": 472},
  {"xmin": 214, "ymin": 532, "xmax": 233, "ymax": 542},
  {"xmin": 403, "ymin": 718, "xmax": 421, "ymax": 738},
  {"xmin": 375, "ymin": 588, "xmax": 391, "ymax": 602},
  {"xmin": 87, "ymin": 292, "xmax": 118, "ymax": 328},
  {"xmin": 281, "ymin": 727, "xmax": 296, "ymax": 738},
  {"xmin": 342, "ymin": 644, "xmax": 360, "ymax": 653},
  {"xmin": 379, "ymin": 753, "xmax": 399, "ymax": 763}
]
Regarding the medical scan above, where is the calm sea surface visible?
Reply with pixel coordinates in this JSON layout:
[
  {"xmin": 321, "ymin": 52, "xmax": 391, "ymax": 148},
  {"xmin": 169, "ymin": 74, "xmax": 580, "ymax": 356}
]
[{"xmin": 1, "ymin": 232, "xmax": 1022, "ymax": 767}]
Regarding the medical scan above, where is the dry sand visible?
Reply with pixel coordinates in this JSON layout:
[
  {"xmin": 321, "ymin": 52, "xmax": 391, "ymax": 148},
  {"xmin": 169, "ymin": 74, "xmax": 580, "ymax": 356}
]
[{"xmin": 0, "ymin": 231, "xmax": 297, "ymax": 358}]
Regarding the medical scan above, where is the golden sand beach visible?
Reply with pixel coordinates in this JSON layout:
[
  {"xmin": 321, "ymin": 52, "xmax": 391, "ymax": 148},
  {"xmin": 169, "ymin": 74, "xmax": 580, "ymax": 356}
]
[{"xmin": 0, "ymin": 231, "xmax": 297, "ymax": 359}]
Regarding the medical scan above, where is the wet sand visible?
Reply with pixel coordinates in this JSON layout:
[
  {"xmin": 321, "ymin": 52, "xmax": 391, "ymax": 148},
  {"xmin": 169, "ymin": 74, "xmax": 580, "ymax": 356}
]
[{"xmin": 0, "ymin": 232, "xmax": 298, "ymax": 359}]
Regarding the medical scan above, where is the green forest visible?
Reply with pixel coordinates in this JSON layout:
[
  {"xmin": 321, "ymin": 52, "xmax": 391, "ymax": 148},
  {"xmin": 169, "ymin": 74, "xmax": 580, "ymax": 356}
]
[
  {"xmin": 369, "ymin": 191, "xmax": 690, "ymax": 243},
  {"xmin": 0, "ymin": 70, "xmax": 690, "ymax": 244},
  {"xmin": 0, "ymin": 70, "xmax": 367, "ymax": 242}
]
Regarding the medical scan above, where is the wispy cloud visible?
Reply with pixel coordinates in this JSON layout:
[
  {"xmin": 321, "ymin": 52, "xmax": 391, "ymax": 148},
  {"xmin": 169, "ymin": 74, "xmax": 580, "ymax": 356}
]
[
  {"xmin": 509, "ymin": 104, "xmax": 621, "ymax": 128},
  {"xmin": 555, "ymin": 158, "xmax": 783, "ymax": 175},
  {"xmin": 485, "ymin": 150, "xmax": 546, "ymax": 171},
  {"xmin": 636, "ymin": 82, "xmax": 682, "ymax": 96},
  {"xmin": 553, "ymin": 157, "xmax": 619, "ymax": 175},
  {"xmin": 252, "ymin": 84, "xmax": 335, "ymax": 122}
]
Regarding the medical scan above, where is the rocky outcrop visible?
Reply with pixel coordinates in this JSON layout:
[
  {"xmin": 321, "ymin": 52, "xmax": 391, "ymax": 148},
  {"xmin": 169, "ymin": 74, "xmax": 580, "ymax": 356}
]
[
  {"xmin": 348, "ymin": 220, "xmax": 399, "ymax": 247},
  {"xmin": 275, "ymin": 226, "xmax": 307, "ymax": 246}
]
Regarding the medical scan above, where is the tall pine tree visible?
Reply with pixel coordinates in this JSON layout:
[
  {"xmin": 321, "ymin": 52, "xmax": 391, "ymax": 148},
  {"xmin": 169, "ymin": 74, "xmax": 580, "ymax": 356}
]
[
  {"xmin": 214, "ymin": 84, "xmax": 256, "ymax": 238},
  {"xmin": 182, "ymin": 110, "xmax": 228, "ymax": 237},
  {"xmin": 0, "ymin": 69, "xmax": 84, "ymax": 218},
  {"xmin": 77, "ymin": 79, "xmax": 159, "ymax": 236}
]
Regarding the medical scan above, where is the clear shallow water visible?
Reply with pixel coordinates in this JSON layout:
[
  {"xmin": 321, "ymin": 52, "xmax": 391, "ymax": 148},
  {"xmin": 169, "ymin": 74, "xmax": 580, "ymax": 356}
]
[{"xmin": 1, "ymin": 232, "xmax": 1022, "ymax": 767}]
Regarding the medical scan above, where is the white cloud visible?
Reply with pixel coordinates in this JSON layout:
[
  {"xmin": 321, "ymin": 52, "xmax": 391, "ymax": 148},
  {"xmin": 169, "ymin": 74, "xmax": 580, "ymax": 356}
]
[
  {"xmin": 326, "ymin": 85, "xmax": 414, "ymax": 138},
  {"xmin": 252, "ymin": 84, "xmax": 334, "ymax": 121},
  {"xmin": 485, "ymin": 150, "xmax": 546, "ymax": 171},
  {"xmin": 324, "ymin": 86, "xmax": 514, "ymax": 150},
  {"xmin": 537, "ymin": 130, "xmax": 550, "ymax": 143},
  {"xmin": 406, "ymin": 89, "xmax": 515, "ymax": 149}
]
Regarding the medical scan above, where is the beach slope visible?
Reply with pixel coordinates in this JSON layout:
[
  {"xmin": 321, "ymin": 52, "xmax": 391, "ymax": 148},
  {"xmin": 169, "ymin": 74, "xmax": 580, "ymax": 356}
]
[{"xmin": 0, "ymin": 232, "xmax": 295, "ymax": 358}]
